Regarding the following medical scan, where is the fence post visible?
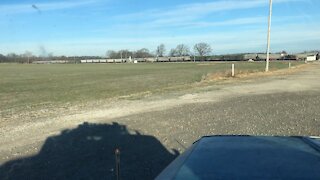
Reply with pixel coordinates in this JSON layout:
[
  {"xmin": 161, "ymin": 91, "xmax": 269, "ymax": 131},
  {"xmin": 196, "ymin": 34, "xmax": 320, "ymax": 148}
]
[
  {"xmin": 289, "ymin": 62, "xmax": 291, "ymax": 69},
  {"xmin": 231, "ymin": 64, "xmax": 235, "ymax": 77}
]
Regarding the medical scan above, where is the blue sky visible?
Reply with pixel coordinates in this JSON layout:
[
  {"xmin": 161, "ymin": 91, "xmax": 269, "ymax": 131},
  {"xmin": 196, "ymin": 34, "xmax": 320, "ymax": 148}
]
[{"xmin": 0, "ymin": 0, "xmax": 319, "ymax": 56}]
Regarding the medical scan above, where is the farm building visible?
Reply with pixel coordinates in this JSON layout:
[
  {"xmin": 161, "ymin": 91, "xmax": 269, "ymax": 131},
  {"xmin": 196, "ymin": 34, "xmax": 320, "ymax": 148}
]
[
  {"xmin": 155, "ymin": 56, "xmax": 190, "ymax": 62},
  {"xmin": 244, "ymin": 54, "xmax": 258, "ymax": 61},
  {"xmin": 256, "ymin": 53, "xmax": 282, "ymax": 61},
  {"xmin": 306, "ymin": 55, "xmax": 317, "ymax": 62},
  {"xmin": 134, "ymin": 58, "xmax": 146, "ymax": 62},
  {"xmin": 33, "ymin": 60, "xmax": 71, "ymax": 64},
  {"xmin": 81, "ymin": 59, "xmax": 127, "ymax": 63},
  {"xmin": 243, "ymin": 53, "xmax": 302, "ymax": 61},
  {"xmin": 295, "ymin": 53, "xmax": 319, "ymax": 61},
  {"xmin": 157, "ymin": 57, "xmax": 170, "ymax": 62},
  {"xmin": 295, "ymin": 53, "xmax": 309, "ymax": 61},
  {"xmin": 80, "ymin": 59, "xmax": 107, "ymax": 63}
]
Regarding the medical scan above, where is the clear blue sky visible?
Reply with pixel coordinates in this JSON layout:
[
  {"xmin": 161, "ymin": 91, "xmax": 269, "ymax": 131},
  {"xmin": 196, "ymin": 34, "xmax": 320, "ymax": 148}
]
[{"xmin": 0, "ymin": 0, "xmax": 319, "ymax": 56}]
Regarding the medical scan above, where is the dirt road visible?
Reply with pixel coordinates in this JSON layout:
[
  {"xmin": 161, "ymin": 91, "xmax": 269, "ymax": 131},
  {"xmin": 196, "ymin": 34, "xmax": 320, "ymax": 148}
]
[{"xmin": 1, "ymin": 62, "xmax": 320, "ymax": 179}]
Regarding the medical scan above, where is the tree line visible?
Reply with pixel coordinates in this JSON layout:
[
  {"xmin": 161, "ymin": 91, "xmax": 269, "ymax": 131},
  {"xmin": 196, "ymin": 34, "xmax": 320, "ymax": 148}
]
[
  {"xmin": 0, "ymin": 42, "xmax": 212, "ymax": 63},
  {"xmin": 106, "ymin": 43, "xmax": 212, "ymax": 59},
  {"xmin": 0, "ymin": 52, "xmax": 103, "ymax": 63}
]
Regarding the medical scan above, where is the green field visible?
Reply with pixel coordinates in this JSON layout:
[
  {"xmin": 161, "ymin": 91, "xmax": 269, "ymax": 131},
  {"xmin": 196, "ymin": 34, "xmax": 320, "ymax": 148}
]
[{"xmin": 0, "ymin": 61, "xmax": 301, "ymax": 115}]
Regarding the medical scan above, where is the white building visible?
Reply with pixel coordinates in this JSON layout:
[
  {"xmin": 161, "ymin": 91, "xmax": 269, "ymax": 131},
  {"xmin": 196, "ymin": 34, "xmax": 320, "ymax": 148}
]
[{"xmin": 306, "ymin": 55, "xmax": 317, "ymax": 62}]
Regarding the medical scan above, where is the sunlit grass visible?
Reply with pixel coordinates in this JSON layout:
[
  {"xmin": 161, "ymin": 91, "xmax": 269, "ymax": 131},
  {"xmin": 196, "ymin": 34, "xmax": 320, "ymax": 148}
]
[{"xmin": 0, "ymin": 61, "xmax": 302, "ymax": 114}]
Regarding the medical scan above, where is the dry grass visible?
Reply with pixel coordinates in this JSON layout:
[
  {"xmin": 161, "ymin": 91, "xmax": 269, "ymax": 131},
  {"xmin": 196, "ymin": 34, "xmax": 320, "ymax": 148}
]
[
  {"xmin": 0, "ymin": 61, "xmax": 305, "ymax": 120},
  {"xmin": 202, "ymin": 63, "xmax": 309, "ymax": 82}
]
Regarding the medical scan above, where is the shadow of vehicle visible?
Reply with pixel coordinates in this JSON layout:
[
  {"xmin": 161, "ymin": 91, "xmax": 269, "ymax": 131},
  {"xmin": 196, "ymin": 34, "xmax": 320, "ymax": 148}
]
[{"xmin": 0, "ymin": 122, "xmax": 179, "ymax": 180}]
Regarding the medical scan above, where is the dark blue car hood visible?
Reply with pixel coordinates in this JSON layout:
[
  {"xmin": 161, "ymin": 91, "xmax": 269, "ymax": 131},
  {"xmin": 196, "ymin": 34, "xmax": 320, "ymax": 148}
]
[{"xmin": 156, "ymin": 135, "xmax": 320, "ymax": 180}]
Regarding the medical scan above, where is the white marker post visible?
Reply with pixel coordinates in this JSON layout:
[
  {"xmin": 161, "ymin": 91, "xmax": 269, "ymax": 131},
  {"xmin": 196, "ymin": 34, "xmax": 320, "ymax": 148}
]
[
  {"xmin": 289, "ymin": 62, "xmax": 291, "ymax": 69},
  {"xmin": 232, "ymin": 64, "xmax": 235, "ymax": 77}
]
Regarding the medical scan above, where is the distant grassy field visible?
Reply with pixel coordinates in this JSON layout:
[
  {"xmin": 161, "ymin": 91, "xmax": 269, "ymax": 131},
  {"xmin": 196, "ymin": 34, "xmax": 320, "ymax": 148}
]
[{"xmin": 0, "ymin": 61, "xmax": 302, "ymax": 115}]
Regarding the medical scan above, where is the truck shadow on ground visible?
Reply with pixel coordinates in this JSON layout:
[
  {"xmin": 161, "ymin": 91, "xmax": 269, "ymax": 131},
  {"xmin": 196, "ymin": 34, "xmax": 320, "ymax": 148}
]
[{"xmin": 0, "ymin": 122, "xmax": 179, "ymax": 180}]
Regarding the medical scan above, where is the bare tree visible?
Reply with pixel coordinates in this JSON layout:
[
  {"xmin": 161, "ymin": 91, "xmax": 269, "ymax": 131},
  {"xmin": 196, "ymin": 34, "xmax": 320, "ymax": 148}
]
[
  {"xmin": 194, "ymin": 42, "xmax": 212, "ymax": 57},
  {"xmin": 120, "ymin": 49, "xmax": 132, "ymax": 59},
  {"xmin": 106, "ymin": 50, "xmax": 135, "ymax": 59},
  {"xmin": 23, "ymin": 51, "xmax": 33, "ymax": 64},
  {"xmin": 7, "ymin": 53, "xmax": 18, "ymax": 63},
  {"xmin": 175, "ymin": 44, "xmax": 190, "ymax": 56},
  {"xmin": 48, "ymin": 53, "xmax": 53, "ymax": 59},
  {"xmin": 0, "ymin": 54, "xmax": 6, "ymax": 63},
  {"xmin": 135, "ymin": 48, "xmax": 152, "ymax": 58},
  {"xmin": 169, "ymin": 48, "xmax": 177, "ymax": 57},
  {"xmin": 156, "ymin": 44, "xmax": 166, "ymax": 57},
  {"xmin": 106, "ymin": 50, "xmax": 118, "ymax": 58}
]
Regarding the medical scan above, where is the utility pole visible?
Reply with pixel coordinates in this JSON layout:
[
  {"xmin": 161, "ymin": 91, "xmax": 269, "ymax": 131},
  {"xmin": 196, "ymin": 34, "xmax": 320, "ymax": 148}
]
[{"xmin": 265, "ymin": 0, "xmax": 273, "ymax": 72}]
